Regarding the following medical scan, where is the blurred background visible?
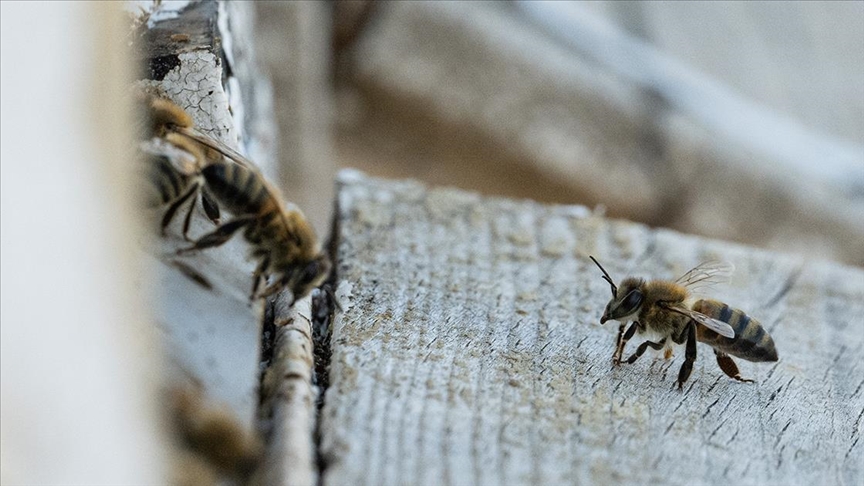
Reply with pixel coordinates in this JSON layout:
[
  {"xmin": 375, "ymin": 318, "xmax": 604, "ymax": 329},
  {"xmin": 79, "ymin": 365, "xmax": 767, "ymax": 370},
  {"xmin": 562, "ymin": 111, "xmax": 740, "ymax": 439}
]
[
  {"xmin": 258, "ymin": 1, "xmax": 864, "ymax": 266},
  {"xmin": 2, "ymin": 1, "xmax": 862, "ymax": 484}
]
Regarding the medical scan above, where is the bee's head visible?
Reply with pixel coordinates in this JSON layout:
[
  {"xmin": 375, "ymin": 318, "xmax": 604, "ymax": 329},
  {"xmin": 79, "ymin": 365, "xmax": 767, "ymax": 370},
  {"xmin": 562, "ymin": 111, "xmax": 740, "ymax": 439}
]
[
  {"xmin": 286, "ymin": 253, "xmax": 332, "ymax": 304},
  {"xmin": 590, "ymin": 256, "xmax": 645, "ymax": 325},
  {"xmin": 600, "ymin": 278, "xmax": 645, "ymax": 324}
]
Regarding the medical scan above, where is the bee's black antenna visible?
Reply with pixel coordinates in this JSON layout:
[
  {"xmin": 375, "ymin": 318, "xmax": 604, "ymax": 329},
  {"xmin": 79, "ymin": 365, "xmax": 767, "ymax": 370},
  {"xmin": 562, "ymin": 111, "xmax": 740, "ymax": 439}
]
[
  {"xmin": 322, "ymin": 283, "xmax": 343, "ymax": 313},
  {"xmin": 589, "ymin": 255, "xmax": 618, "ymax": 297}
]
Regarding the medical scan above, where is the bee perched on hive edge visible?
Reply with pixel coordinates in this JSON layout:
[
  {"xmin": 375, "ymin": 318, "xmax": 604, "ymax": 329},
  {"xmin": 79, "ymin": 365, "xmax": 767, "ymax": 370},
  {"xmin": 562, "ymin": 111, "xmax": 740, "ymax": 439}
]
[
  {"xmin": 589, "ymin": 256, "xmax": 778, "ymax": 389},
  {"xmin": 176, "ymin": 146, "xmax": 331, "ymax": 303},
  {"xmin": 139, "ymin": 90, "xmax": 331, "ymax": 303},
  {"xmin": 137, "ymin": 91, "xmax": 225, "ymax": 240}
]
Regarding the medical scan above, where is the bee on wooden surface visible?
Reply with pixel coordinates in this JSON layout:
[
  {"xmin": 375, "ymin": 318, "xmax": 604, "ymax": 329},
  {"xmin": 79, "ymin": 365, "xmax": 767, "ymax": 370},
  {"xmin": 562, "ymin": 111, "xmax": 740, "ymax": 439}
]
[
  {"xmin": 589, "ymin": 256, "xmax": 778, "ymax": 389},
  {"xmin": 178, "ymin": 160, "xmax": 331, "ymax": 303},
  {"xmin": 139, "ymin": 90, "xmax": 330, "ymax": 302}
]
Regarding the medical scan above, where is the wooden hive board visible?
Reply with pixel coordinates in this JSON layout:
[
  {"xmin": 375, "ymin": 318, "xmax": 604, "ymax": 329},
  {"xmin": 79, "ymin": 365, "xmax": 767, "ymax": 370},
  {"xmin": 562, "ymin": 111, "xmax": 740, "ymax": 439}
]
[
  {"xmin": 319, "ymin": 169, "xmax": 864, "ymax": 486},
  {"xmin": 133, "ymin": 0, "xmax": 265, "ymax": 427}
]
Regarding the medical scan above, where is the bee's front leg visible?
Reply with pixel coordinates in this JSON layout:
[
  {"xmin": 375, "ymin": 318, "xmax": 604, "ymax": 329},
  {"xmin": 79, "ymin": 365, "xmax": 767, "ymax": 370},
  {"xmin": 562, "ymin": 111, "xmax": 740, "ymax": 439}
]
[
  {"xmin": 624, "ymin": 338, "xmax": 667, "ymax": 364},
  {"xmin": 177, "ymin": 215, "xmax": 255, "ymax": 254},
  {"xmin": 249, "ymin": 255, "xmax": 270, "ymax": 301},
  {"xmin": 612, "ymin": 323, "xmax": 625, "ymax": 364},
  {"xmin": 161, "ymin": 182, "xmax": 200, "ymax": 239},
  {"xmin": 613, "ymin": 321, "xmax": 639, "ymax": 366}
]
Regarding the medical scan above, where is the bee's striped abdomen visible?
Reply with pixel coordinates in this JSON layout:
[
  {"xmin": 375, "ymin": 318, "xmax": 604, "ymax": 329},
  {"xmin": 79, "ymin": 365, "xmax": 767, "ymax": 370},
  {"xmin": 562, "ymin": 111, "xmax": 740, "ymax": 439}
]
[
  {"xmin": 693, "ymin": 299, "xmax": 778, "ymax": 362},
  {"xmin": 202, "ymin": 163, "xmax": 270, "ymax": 215}
]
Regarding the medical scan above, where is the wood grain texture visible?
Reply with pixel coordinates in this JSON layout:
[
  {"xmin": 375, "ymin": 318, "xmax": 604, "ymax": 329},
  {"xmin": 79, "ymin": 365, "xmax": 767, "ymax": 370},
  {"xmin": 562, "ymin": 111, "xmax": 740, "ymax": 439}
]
[{"xmin": 320, "ymin": 170, "xmax": 864, "ymax": 486}]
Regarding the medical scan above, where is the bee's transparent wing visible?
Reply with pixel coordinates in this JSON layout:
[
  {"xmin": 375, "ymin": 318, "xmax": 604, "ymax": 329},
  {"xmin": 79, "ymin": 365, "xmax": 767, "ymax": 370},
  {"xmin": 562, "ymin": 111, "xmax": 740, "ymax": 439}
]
[
  {"xmin": 176, "ymin": 126, "xmax": 287, "ymax": 203},
  {"xmin": 675, "ymin": 261, "xmax": 735, "ymax": 292},
  {"xmin": 661, "ymin": 304, "xmax": 735, "ymax": 338},
  {"xmin": 173, "ymin": 126, "xmax": 258, "ymax": 172}
]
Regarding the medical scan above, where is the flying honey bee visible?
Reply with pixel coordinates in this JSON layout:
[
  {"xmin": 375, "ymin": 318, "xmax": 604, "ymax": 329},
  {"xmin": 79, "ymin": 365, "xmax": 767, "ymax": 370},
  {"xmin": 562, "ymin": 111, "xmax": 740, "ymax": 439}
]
[{"xmin": 589, "ymin": 256, "xmax": 778, "ymax": 389}]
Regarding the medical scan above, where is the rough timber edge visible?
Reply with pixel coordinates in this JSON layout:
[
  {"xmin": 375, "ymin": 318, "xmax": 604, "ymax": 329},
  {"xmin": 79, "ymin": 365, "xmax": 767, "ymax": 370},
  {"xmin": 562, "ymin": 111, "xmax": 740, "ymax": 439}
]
[
  {"xmin": 255, "ymin": 293, "xmax": 319, "ymax": 486},
  {"xmin": 332, "ymin": 168, "xmax": 864, "ymax": 280}
]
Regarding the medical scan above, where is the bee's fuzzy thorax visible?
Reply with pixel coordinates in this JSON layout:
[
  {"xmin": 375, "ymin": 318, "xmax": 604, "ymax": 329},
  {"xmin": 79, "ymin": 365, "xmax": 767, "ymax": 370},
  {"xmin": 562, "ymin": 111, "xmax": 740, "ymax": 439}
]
[{"xmin": 643, "ymin": 280, "xmax": 688, "ymax": 306}]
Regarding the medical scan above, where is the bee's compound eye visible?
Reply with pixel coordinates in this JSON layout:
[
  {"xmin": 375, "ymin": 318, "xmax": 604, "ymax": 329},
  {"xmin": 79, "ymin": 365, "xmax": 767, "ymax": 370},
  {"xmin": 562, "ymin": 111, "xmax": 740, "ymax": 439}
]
[{"xmin": 621, "ymin": 289, "xmax": 643, "ymax": 313}]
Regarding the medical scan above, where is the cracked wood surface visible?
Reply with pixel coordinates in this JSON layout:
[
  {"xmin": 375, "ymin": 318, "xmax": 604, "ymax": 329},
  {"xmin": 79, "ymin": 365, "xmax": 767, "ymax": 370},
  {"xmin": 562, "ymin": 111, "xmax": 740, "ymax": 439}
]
[{"xmin": 320, "ymin": 170, "xmax": 864, "ymax": 486}]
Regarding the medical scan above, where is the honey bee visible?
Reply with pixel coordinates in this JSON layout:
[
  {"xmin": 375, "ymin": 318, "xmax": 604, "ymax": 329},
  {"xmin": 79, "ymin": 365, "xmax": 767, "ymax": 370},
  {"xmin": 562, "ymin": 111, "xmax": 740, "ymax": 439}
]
[
  {"xmin": 139, "ymin": 148, "xmax": 221, "ymax": 239},
  {"xmin": 178, "ymin": 161, "xmax": 331, "ymax": 302},
  {"xmin": 138, "ymin": 92, "xmax": 223, "ymax": 239},
  {"xmin": 139, "ymin": 90, "xmax": 331, "ymax": 302},
  {"xmin": 589, "ymin": 256, "xmax": 778, "ymax": 389},
  {"xmin": 167, "ymin": 384, "xmax": 262, "ymax": 484}
]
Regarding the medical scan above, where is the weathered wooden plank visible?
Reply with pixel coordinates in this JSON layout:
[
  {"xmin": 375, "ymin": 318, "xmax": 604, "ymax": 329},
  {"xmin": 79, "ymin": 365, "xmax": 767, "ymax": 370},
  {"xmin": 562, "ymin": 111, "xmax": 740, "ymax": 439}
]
[
  {"xmin": 133, "ymin": 0, "xmax": 266, "ymax": 427},
  {"xmin": 568, "ymin": 1, "xmax": 864, "ymax": 143},
  {"xmin": 256, "ymin": 293, "xmax": 319, "ymax": 486},
  {"xmin": 320, "ymin": 170, "xmax": 864, "ymax": 486}
]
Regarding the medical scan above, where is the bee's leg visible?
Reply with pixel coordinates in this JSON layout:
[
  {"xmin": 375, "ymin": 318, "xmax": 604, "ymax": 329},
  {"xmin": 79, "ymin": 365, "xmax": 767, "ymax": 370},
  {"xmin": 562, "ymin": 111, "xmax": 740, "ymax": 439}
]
[
  {"xmin": 613, "ymin": 322, "xmax": 639, "ymax": 365},
  {"xmin": 256, "ymin": 269, "xmax": 292, "ymax": 302},
  {"xmin": 249, "ymin": 255, "xmax": 270, "ymax": 300},
  {"xmin": 612, "ymin": 323, "xmax": 626, "ymax": 364},
  {"xmin": 257, "ymin": 279, "xmax": 289, "ymax": 301},
  {"xmin": 714, "ymin": 351, "xmax": 754, "ymax": 383},
  {"xmin": 180, "ymin": 182, "xmax": 202, "ymax": 241},
  {"xmin": 200, "ymin": 187, "xmax": 221, "ymax": 225},
  {"xmin": 177, "ymin": 215, "xmax": 256, "ymax": 254},
  {"xmin": 676, "ymin": 322, "xmax": 697, "ymax": 389},
  {"xmin": 624, "ymin": 337, "xmax": 667, "ymax": 364},
  {"xmin": 161, "ymin": 182, "xmax": 199, "ymax": 237},
  {"xmin": 665, "ymin": 330, "xmax": 684, "ymax": 364},
  {"xmin": 322, "ymin": 284, "xmax": 344, "ymax": 312}
]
